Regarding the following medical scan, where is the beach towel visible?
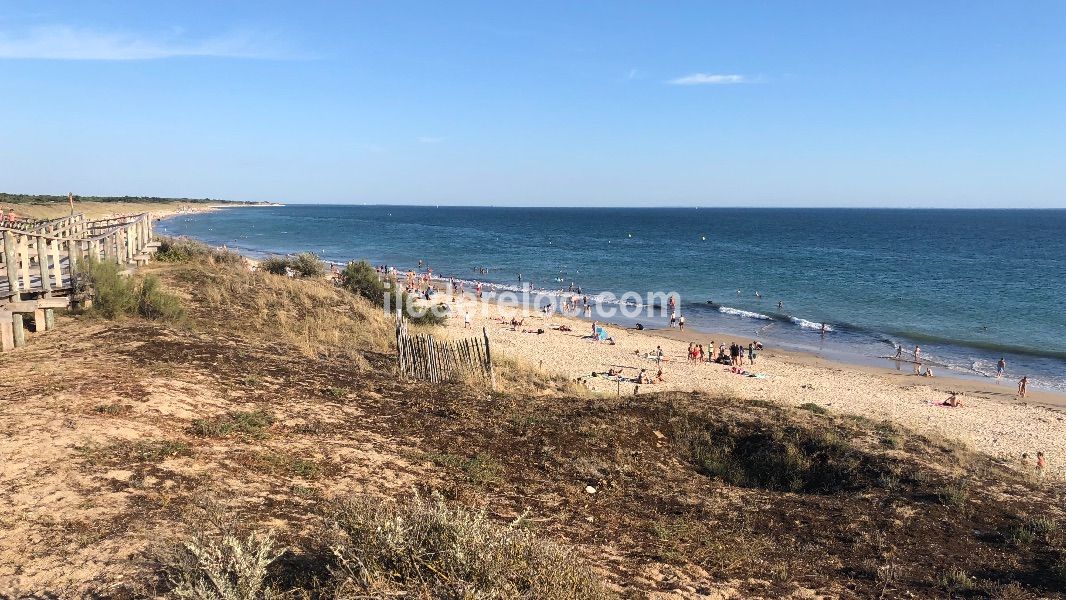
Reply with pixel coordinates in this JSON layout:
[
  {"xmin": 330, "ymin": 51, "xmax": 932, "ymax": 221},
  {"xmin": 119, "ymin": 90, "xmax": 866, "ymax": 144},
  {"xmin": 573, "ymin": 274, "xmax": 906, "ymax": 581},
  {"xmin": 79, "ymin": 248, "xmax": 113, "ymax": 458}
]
[{"xmin": 596, "ymin": 327, "xmax": 609, "ymax": 341}]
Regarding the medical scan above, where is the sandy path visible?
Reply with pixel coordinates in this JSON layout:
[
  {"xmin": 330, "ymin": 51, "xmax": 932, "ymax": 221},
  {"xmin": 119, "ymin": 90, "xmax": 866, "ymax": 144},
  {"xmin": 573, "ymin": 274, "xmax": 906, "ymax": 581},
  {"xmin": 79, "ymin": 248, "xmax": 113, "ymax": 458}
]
[{"xmin": 436, "ymin": 294, "xmax": 1066, "ymax": 480}]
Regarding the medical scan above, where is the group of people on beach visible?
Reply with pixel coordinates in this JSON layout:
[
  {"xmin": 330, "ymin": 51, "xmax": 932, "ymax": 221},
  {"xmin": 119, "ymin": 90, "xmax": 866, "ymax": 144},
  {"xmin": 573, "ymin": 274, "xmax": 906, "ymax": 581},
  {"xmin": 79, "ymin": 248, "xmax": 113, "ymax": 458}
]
[{"xmin": 684, "ymin": 340, "xmax": 761, "ymax": 366}]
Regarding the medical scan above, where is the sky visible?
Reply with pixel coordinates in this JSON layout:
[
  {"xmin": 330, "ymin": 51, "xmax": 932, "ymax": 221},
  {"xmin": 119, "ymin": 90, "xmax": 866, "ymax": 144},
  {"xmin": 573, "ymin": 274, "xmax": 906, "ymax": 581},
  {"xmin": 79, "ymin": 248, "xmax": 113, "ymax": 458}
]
[{"xmin": 1, "ymin": 1, "xmax": 1064, "ymax": 207}]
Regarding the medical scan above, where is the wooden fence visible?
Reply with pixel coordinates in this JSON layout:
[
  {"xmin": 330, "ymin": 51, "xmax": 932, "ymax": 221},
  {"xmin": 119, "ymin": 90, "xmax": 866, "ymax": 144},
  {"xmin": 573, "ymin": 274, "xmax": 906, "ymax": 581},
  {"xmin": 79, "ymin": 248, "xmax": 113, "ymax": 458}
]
[
  {"xmin": 395, "ymin": 312, "xmax": 496, "ymax": 388},
  {"xmin": 1, "ymin": 212, "xmax": 154, "ymax": 301},
  {"xmin": 1, "ymin": 211, "xmax": 156, "ymax": 351}
]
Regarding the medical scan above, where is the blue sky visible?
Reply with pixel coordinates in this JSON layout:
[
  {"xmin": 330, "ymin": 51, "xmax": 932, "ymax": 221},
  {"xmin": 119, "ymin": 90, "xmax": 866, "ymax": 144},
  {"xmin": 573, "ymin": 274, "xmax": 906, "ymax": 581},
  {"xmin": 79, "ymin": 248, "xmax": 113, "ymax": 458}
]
[{"xmin": 1, "ymin": 1, "xmax": 1063, "ymax": 207}]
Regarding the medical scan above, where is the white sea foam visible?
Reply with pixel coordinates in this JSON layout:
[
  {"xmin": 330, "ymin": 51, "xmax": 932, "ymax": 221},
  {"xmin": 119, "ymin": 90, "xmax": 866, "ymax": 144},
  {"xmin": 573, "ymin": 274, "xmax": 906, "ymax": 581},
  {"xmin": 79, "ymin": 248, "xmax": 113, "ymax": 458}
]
[
  {"xmin": 790, "ymin": 316, "xmax": 833, "ymax": 331},
  {"xmin": 718, "ymin": 306, "xmax": 774, "ymax": 321}
]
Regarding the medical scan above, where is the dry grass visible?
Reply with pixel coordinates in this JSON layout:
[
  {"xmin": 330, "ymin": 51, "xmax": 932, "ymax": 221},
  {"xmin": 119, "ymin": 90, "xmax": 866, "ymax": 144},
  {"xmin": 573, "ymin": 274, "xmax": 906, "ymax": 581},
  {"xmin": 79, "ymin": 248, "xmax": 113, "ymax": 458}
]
[
  {"xmin": 161, "ymin": 494, "xmax": 609, "ymax": 599},
  {"xmin": 325, "ymin": 493, "xmax": 610, "ymax": 599},
  {"xmin": 158, "ymin": 260, "xmax": 393, "ymax": 362}
]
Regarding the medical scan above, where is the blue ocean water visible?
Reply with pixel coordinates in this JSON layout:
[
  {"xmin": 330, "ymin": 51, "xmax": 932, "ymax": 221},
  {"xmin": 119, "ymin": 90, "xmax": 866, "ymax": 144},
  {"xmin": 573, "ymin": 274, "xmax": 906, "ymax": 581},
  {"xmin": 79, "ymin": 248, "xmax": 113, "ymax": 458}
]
[{"xmin": 161, "ymin": 206, "xmax": 1066, "ymax": 392}]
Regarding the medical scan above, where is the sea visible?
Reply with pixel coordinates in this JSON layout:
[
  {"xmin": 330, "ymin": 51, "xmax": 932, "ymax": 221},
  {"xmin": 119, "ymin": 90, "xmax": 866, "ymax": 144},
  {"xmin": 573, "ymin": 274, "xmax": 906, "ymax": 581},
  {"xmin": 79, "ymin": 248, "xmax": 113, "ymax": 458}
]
[{"xmin": 160, "ymin": 206, "xmax": 1066, "ymax": 392}]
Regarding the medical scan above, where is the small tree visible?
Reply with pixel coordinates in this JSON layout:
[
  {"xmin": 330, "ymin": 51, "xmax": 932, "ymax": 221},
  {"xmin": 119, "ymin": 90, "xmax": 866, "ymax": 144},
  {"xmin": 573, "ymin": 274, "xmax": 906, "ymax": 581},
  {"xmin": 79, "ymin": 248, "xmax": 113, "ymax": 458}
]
[
  {"xmin": 339, "ymin": 261, "xmax": 386, "ymax": 302},
  {"xmin": 289, "ymin": 252, "xmax": 325, "ymax": 278}
]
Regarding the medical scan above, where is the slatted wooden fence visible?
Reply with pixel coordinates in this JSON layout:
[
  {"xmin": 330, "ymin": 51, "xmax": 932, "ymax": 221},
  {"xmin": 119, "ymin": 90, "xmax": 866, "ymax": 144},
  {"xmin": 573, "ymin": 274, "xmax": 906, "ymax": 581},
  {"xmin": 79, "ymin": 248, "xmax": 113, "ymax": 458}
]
[{"xmin": 395, "ymin": 312, "xmax": 496, "ymax": 388}]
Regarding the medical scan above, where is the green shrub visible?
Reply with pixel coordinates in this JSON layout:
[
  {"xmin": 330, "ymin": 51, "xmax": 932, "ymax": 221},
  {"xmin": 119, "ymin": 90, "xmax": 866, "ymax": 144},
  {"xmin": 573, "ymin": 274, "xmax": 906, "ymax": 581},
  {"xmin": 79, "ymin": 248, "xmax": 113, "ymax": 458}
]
[
  {"xmin": 257, "ymin": 253, "xmax": 325, "ymax": 279},
  {"xmin": 339, "ymin": 260, "xmax": 446, "ymax": 325},
  {"xmin": 82, "ymin": 259, "xmax": 183, "ymax": 322},
  {"xmin": 156, "ymin": 237, "xmax": 212, "ymax": 262},
  {"xmin": 136, "ymin": 275, "xmax": 186, "ymax": 321},
  {"xmin": 937, "ymin": 567, "xmax": 974, "ymax": 593},
  {"xmin": 339, "ymin": 260, "xmax": 385, "ymax": 301},
  {"xmin": 288, "ymin": 252, "xmax": 325, "ymax": 278},
  {"xmin": 156, "ymin": 236, "xmax": 244, "ymax": 266},
  {"xmin": 191, "ymin": 410, "xmax": 275, "ymax": 438},
  {"xmin": 798, "ymin": 402, "xmax": 827, "ymax": 415},
  {"xmin": 85, "ymin": 259, "xmax": 136, "ymax": 318},
  {"xmin": 259, "ymin": 256, "xmax": 290, "ymax": 276}
]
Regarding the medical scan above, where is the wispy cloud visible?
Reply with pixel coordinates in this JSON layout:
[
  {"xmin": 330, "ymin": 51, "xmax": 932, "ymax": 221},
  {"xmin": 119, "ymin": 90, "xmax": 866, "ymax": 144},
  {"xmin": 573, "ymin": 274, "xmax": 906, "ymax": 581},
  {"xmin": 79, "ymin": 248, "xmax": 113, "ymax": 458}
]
[
  {"xmin": 0, "ymin": 25, "xmax": 301, "ymax": 60},
  {"xmin": 417, "ymin": 136, "xmax": 445, "ymax": 144},
  {"xmin": 667, "ymin": 73, "xmax": 753, "ymax": 85}
]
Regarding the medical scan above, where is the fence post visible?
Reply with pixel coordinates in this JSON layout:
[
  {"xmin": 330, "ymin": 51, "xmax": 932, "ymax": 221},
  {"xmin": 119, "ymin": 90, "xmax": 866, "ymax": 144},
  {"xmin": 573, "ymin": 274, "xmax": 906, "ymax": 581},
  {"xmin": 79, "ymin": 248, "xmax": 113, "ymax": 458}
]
[
  {"xmin": 12, "ymin": 314, "xmax": 25, "ymax": 348},
  {"xmin": 2, "ymin": 230, "xmax": 19, "ymax": 295},
  {"xmin": 1, "ymin": 312, "xmax": 12, "ymax": 351},
  {"xmin": 483, "ymin": 327, "xmax": 496, "ymax": 390},
  {"xmin": 36, "ymin": 237, "xmax": 52, "ymax": 295}
]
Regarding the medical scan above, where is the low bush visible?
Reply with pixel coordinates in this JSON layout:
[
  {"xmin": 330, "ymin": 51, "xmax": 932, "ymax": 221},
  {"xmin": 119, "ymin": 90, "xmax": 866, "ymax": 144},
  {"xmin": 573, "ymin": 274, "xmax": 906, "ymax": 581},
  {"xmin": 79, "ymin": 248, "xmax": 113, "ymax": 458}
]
[
  {"xmin": 190, "ymin": 410, "xmax": 275, "ymax": 439},
  {"xmin": 83, "ymin": 259, "xmax": 184, "ymax": 322},
  {"xmin": 798, "ymin": 402, "xmax": 828, "ymax": 415},
  {"xmin": 326, "ymin": 494, "xmax": 608, "ymax": 599},
  {"xmin": 677, "ymin": 414, "xmax": 886, "ymax": 493},
  {"xmin": 288, "ymin": 252, "xmax": 325, "ymax": 278},
  {"xmin": 162, "ymin": 495, "xmax": 607, "ymax": 599},
  {"xmin": 258, "ymin": 256, "xmax": 290, "ymax": 276},
  {"xmin": 136, "ymin": 275, "xmax": 186, "ymax": 321},
  {"xmin": 339, "ymin": 260, "xmax": 447, "ymax": 325},
  {"xmin": 165, "ymin": 530, "xmax": 283, "ymax": 600},
  {"xmin": 339, "ymin": 260, "xmax": 384, "ymax": 302},
  {"xmin": 156, "ymin": 236, "xmax": 244, "ymax": 266},
  {"xmin": 257, "ymin": 253, "xmax": 325, "ymax": 278}
]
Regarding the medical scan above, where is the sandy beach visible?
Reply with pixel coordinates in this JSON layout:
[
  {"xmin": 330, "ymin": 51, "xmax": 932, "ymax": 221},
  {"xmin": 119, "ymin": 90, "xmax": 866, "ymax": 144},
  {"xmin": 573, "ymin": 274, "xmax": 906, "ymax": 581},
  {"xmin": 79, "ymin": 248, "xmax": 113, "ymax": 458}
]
[
  {"xmin": 434, "ymin": 292, "xmax": 1066, "ymax": 480},
  {"xmin": 7, "ymin": 200, "xmax": 280, "ymax": 223}
]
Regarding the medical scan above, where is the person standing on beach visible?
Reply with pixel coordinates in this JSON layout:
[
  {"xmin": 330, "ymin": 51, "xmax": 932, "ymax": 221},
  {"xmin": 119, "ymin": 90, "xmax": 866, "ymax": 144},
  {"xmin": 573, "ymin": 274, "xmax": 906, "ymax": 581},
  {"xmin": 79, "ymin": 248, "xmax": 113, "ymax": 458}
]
[
  {"xmin": 914, "ymin": 346, "xmax": 921, "ymax": 362},
  {"xmin": 655, "ymin": 345, "xmax": 663, "ymax": 366},
  {"xmin": 678, "ymin": 314, "xmax": 685, "ymax": 331},
  {"xmin": 894, "ymin": 345, "xmax": 903, "ymax": 360},
  {"xmin": 748, "ymin": 342, "xmax": 757, "ymax": 366},
  {"xmin": 997, "ymin": 358, "xmax": 1006, "ymax": 379},
  {"xmin": 698, "ymin": 344, "xmax": 705, "ymax": 362},
  {"xmin": 1018, "ymin": 376, "xmax": 1028, "ymax": 398},
  {"xmin": 670, "ymin": 310, "xmax": 677, "ymax": 328},
  {"xmin": 1036, "ymin": 451, "xmax": 1046, "ymax": 478},
  {"xmin": 464, "ymin": 311, "xmax": 471, "ymax": 329}
]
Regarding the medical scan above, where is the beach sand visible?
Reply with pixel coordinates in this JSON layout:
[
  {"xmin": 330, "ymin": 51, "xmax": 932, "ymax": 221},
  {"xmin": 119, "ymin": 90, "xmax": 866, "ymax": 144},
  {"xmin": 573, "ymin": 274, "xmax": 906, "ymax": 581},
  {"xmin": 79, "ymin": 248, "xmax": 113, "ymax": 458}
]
[
  {"xmin": 9, "ymin": 200, "xmax": 279, "ymax": 222},
  {"xmin": 434, "ymin": 292, "xmax": 1066, "ymax": 480}
]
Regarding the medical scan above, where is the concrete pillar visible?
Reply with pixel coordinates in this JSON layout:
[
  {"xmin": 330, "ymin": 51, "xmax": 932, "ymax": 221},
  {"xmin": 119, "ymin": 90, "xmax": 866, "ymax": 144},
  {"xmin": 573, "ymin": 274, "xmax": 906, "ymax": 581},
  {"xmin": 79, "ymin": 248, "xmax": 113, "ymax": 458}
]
[
  {"xmin": 33, "ymin": 308, "xmax": 46, "ymax": 333},
  {"xmin": 45, "ymin": 309, "xmax": 55, "ymax": 330}
]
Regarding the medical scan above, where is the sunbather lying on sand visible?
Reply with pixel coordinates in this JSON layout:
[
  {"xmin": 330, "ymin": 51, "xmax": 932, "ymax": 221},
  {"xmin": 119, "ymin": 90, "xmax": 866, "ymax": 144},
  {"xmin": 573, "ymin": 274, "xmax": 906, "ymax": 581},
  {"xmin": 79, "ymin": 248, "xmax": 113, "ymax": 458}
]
[{"xmin": 941, "ymin": 392, "xmax": 962, "ymax": 407}]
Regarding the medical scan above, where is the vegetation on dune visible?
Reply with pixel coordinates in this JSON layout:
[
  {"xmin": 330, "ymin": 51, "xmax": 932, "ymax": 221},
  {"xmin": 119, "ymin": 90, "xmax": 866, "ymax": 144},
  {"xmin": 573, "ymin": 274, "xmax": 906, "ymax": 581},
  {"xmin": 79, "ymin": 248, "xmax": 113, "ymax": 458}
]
[
  {"xmin": 158, "ymin": 254, "xmax": 393, "ymax": 359},
  {"xmin": 256, "ymin": 253, "xmax": 325, "ymax": 278},
  {"xmin": 162, "ymin": 494, "xmax": 609, "ymax": 600},
  {"xmin": 53, "ymin": 252, "xmax": 1065, "ymax": 598},
  {"xmin": 156, "ymin": 237, "xmax": 243, "ymax": 266},
  {"xmin": 338, "ymin": 259, "xmax": 447, "ymax": 325},
  {"xmin": 82, "ymin": 258, "xmax": 185, "ymax": 322}
]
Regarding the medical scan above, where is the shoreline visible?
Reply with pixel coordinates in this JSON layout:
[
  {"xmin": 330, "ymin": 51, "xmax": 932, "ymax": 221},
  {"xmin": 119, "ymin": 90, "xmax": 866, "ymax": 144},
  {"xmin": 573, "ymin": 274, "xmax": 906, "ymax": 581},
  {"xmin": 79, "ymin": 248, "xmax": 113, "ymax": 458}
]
[
  {"xmin": 443, "ymin": 287, "xmax": 1066, "ymax": 409},
  {"xmin": 430, "ymin": 289, "xmax": 1065, "ymax": 479}
]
